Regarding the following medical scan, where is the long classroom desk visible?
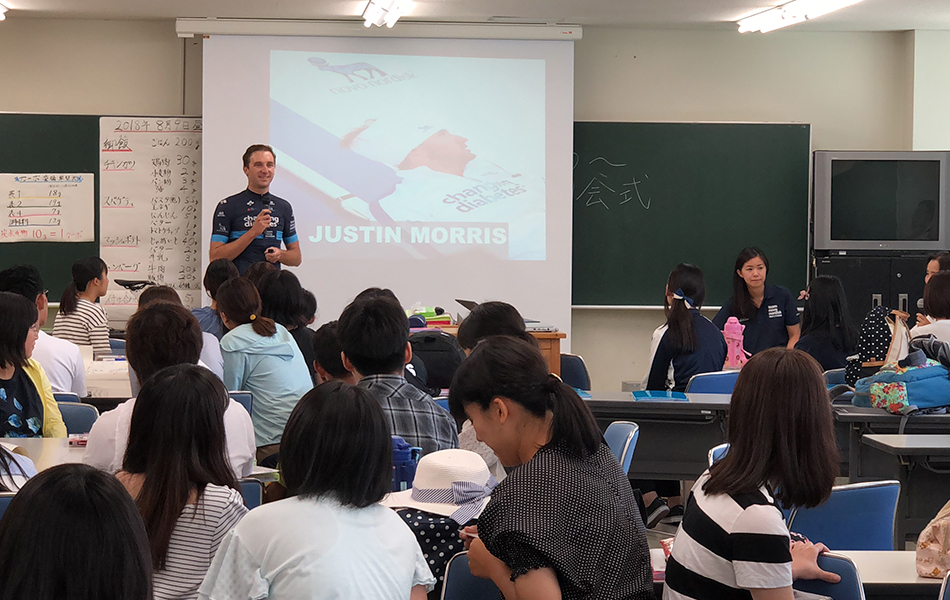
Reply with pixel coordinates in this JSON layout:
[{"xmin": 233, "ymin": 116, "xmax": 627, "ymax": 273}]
[
  {"xmin": 835, "ymin": 406, "xmax": 950, "ymax": 483},
  {"xmin": 586, "ymin": 392, "xmax": 730, "ymax": 480}
]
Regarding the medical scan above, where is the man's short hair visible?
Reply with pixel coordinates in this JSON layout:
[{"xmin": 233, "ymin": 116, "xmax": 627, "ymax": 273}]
[
  {"xmin": 313, "ymin": 321, "xmax": 349, "ymax": 379},
  {"xmin": 242, "ymin": 144, "xmax": 276, "ymax": 168},
  {"xmin": 337, "ymin": 297, "xmax": 408, "ymax": 376},
  {"xmin": 0, "ymin": 265, "xmax": 44, "ymax": 301},
  {"xmin": 204, "ymin": 259, "xmax": 240, "ymax": 300},
  {"xmin": 137, "ymin": 285, "xmax": 181, "ymax": 309},
  {"xmin": 125, "ymin": 302, "xmax": 202, "ymax": 384}
]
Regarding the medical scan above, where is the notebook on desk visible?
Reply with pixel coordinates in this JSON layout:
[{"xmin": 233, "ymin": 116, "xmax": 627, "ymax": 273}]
[{"xmin": 632, "ymin": 390, "xmax": 689, "ymax": 402}]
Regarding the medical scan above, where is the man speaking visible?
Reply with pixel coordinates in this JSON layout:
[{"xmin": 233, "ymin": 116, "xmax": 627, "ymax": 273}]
[{"xmin": 209, "ymin": 144, "xmax": 301, "ymax": 274}]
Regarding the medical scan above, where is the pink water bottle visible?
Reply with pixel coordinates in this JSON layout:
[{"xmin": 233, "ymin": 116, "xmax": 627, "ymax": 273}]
[{"xmin": 722, "ymin": 317, "xmax": 750, "ymax": 369}]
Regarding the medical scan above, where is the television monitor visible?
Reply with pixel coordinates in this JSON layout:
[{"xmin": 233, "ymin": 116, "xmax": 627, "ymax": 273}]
[{"xmin": 813, "ymin": 151, "xmax": 950, "ymax": 251}]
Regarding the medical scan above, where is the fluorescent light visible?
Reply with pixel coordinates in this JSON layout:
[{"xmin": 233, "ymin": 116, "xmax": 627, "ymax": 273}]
[
  {"xmin": 737, "ymin": 0, "xmax": 866, "ymax": 33},
  {"xmin": 361, "ymin": 0, "xmax": 413, "ymax": 28}
]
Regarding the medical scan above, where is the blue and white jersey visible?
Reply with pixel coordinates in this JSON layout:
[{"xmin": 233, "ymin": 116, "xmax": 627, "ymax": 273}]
[{"xmin": 211, "ymin": 189, "xmax": 298, "ymax": 274}]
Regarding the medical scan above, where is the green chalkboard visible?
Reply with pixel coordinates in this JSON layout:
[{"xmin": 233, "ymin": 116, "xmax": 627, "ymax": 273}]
[
  {"xmin": 573, "ymin": 122, "xmax": 810, "ymax": 306},
  {"xmin": 0, "ymin": 114, "xmax": 100, "ymax": 300}
]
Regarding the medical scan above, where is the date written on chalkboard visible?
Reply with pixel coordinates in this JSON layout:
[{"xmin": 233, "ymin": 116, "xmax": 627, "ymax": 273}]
[
  {"xmin": 573, "ymin": 154, "xmax": 653, "ymax": 211},
  {"xmin": 113, "ymin": 118, "xmax": 202, "ymax": 133}
]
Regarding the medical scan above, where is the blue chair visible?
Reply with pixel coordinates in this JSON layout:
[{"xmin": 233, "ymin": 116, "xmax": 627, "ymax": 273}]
[
  {"xmin": 0, "ymin": 493, "xmax": 15, "ymax": 522},
  {"xmin": 787, "ymin": 480, "xmax": 900, "ymax": 551},
  {"xmin": 708, "ymin": 442, "xmax": 730, "ymax": 466},
  {"xmin": 108, "ymin": 338, "xmax": 126, "ymax": 356},
  {"xmin": 793, "ymin": 552, "xmax": 866, "ymax": 600},
  {"xmin": 53, "ymin": 392, "xmax": 81, "ymax": 404},
  {"xmin": 434, "ymin": 398, "xmax": 450, "ymax": 412},
  {"xmin": 684, "ymin": 370, "xmax": 739, "ymax": 394},
  {"xmin": 560, "ymin": 354, "xmax": 591, "ymax": 391},
  {"xmin": 239, "ymin": 478, "xmax": 264, "ymax": 510},
  {"xmin": 939, "ymin": 572, "xmax": 950, "ymax": 600},
  {"xmin": 604, "ymin": 421, "xmax": 639, "ymax": 475},
  {"xmin": 56, "ymin": 402, "xmax": 99, "ymax": 435},
  {"xmin": 441, "ymin": 551, "xmax": 500, "ymax": 600},
  {"xmin": 824, "ymin": 368, "xmax": 846, "ymax": 386},
  {"xmin": 229, "ymin": 391, "xmax": 253, "ymax": 417}
]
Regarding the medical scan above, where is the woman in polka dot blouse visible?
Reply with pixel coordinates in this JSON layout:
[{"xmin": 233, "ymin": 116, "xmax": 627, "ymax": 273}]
[{"xmin": 449, "ymin": 336, "xmax": 654, "ymax": 600}]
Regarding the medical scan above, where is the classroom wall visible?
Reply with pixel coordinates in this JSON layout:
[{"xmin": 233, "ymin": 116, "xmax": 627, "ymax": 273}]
[
  {"xmin": 911, "ymin": 30, "xmax": 950, "ymax": 151},
  {"xmin": 0, "ymin": 19, "xmax": 184, "ymax": 115},
  {"xmin": 572, "ymin": 28, "xmax": 916, "ymax": 390}
]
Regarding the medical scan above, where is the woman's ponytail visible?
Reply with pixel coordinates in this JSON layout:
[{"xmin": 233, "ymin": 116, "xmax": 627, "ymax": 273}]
[
  {"xmin": 546, "ymin": 376, "xmax": 601, "ymax": 457},
  {"xmin": 60, "ymin": 256, "xmax": 108, "ymax": 316},
  {"xmin": 59, "ymin": 282, "xmax": 78, "ymax": 315},
  {"xmin": 250, "ymin": 314, "xmax": 277, "ymax": 337},
  {"xmin": 217, "ymin": 279, "xmax": 277, "ymax": 338},
  {"xmin": 663, "ymin": 264, "xmax": 706, "ymax": 353}
]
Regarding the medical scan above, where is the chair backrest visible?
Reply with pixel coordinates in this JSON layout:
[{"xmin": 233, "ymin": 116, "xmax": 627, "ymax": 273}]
[
  {"xmin": 824, "ymin": 368, "xmax": 847, "ymax": 386},
  {"xmin": 228, "ymin": 391, "xmax": 253, "ymax": 417},
  {"xmin": 793, "ymin": 553, "xmax": 866, "ymax": 600},
  {"xmin": 441, "ymin": 551, "xmax": 500, "ymax": 600},
  {"xmin": 434, "ymin": 398, "xmax": 450, "ymax": 412},
  {"xmin": 684, "ymin": 370, "xmax": 739, "ymax": 394},
  {"xmin": 560, "ymin": 353, "xmax": 591, "ymax": 391},
  {"xmin": 787, "ymin": 480, "xmax": 900, "ymax": 551},
  {"xmin": 0, "ymin": 492, "xmax": 15, "ymax": 522},
  {"xmin": 604, "ymin": 421, "xmax": 639, "ymax": 475},
  {"xmin": 56, "ymin": 401, "xmax": 99, "ymax": 435},
  {"xmin": 108, "ymin": 338, "xmax": 126, "ymax": 356},
  {"xmin": 708, "ymin": 443, "xmax": 730, "ymax": 466},
  {"xmin": 52, "ymin": 392, "xmax": 81, "ymax": 404},
  {"xmin": 239, "ymin": 478, "xmax": 264, "ymax": 510},
  {"xmin": 940, "ymin": 571, "xmax": 950, "ymax": 600}
]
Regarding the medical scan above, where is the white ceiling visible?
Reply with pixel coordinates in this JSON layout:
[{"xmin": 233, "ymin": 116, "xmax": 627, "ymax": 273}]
[{"xmin": 4, "ymin": 0, "xmax": 950, "ymax": 31}]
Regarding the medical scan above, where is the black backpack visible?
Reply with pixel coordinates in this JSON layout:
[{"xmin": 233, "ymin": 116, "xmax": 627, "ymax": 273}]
[
  {"xmin": 845, "ymin": 306, "xmax": 910, "ymax": 386},
  {"xmin": 409, "ymin": 331, "xmax": 466, "ymax": 390}
]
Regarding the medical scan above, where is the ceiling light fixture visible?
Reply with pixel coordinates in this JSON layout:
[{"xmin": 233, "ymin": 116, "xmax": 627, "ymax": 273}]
[
  {"xmin": 737, "ymin": 0, "xmax": 866, "ymax": 33},
  {"xmin": 362, "ymin": 0, "xmax": 414, "ymax": 28},
  {"xmin": 0, "ymin": 3, "xmax": 8, "ymax": 21}
]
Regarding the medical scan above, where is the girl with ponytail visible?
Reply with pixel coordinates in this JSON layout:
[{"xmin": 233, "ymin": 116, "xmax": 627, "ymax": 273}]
[
  {"xmin": 52, "ymin": 257, "xmax": 111, "ymax": 359},
  {"xmin": 448, "ymin": 335, "xmax": 653, "ymax": 600},
  {"xmin": 215, "ymin": 278, "xmax": 312, "ymax": 463},
  {"xmin": 646, "ymin": 264, "xmax": 727, "ymax": 392}
]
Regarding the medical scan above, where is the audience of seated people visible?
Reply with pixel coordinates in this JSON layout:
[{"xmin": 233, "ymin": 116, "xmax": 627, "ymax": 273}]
[
  {"xmin": 135, "ymin": 285, "xmax": 224, "ymax": 384},
  {"xmin": 0, "ymin": 292, "xmax": 66, "ymax": 438},
  {"xmin": 118, "ymin": 364, "xmax": 247, "ymax": 600},
  {"xmin": 337, "ymin": 294, "xmax": 458, "ymax": 455},
  {"xmin": 216, "ymin": 277, "xmax": 312, "ymax": 462},
  {"xmin": 83, "ymin": 300, "xmax": 255, "ymax": 478},
  {"xmin": 194, "ymin": 258, "xmax": 240, "ymax": 341},
  {"xmin": 257, "ymin": 270, "xmax": 317, "ymax": 382},
  {"xmin": 311, "ymin": 320, "xmax": 358, "ymax": 385},
  {"xmin": 0, "ymin": 265, "xmax": 87, "ymax": 397},
  {"xmin": 52, "ymin": 256, "xmax": 112, "ymax": 359}
]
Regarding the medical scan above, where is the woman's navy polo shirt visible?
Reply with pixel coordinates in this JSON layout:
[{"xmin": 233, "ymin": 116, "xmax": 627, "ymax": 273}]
[{"xmin": 713, "ymin": 283, "xmax": 800, "ymax": 355}]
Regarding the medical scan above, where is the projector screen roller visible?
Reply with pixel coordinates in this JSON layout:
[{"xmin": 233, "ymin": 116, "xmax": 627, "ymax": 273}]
[{"xmin": 203, "ymin": 35, "xmax": 573, "ymax": 338}]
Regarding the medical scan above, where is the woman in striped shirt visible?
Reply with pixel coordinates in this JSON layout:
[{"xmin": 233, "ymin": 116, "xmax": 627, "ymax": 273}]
[
  {"xmin": 52, "ymin": 256, "xmax": 111, "ymax": 358},
  {"xmin": 117, "ymin": 364, "xmax": 247, "ymax": 600},
  {"xmin": 664, "ymin": 348, "xmax": 842, "ymax": 600}
]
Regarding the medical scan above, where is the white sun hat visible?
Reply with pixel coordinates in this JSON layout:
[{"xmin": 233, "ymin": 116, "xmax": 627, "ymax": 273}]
[{"xmin": 380, "ymin": 448, "xmax": 498, "ymax": 525}]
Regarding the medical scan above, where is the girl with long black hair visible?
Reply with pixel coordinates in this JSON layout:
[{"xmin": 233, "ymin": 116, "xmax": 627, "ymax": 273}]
[
  {"xmin": 52, "ymin": 256, "xmax": 110, "ymax": 358},
  {"xmin": 795, "ymin": 275, "xmax": 858, "ymax": 371}
]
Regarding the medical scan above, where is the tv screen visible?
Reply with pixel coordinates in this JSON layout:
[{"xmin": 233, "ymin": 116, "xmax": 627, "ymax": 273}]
[{"xmin": 830, "ymin": 160, "xmax": 940, "ymax": 241}]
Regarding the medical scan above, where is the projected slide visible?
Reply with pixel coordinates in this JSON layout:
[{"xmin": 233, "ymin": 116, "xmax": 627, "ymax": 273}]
[{"xmin": 269, "ymin": 50, "xmax": 546, "ymax": 261}]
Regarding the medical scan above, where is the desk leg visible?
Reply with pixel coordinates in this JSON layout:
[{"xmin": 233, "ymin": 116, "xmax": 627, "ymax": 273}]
[{"xmin": 849, "ymin": 424, "xmax": 863, "ymax": 483}]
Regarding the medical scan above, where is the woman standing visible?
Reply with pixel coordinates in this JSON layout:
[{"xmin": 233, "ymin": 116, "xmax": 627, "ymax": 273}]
[
  {"xmin": 713, "ymin": 247, "xmax": 800, "ymax": 355},
  {"xmin": 52, "ymin": 256, "xmax": 111, "ymax": 359},
  {"xmin": 450, "ymin": 336, "xmax": 653, "ymax": 600}
]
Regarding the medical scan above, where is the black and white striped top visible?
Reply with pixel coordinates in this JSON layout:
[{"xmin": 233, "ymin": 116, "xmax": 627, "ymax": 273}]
[
  {"xmin": 664, "ymin": 471, "xmax": 792, "ymax": 600},
  {"xmin": 52, "ymin": 298, "xmax": 111, "ymax": 359},
  {"xmin": 154, "ymin": 484, "xmax": 248, "ymax": 600}
]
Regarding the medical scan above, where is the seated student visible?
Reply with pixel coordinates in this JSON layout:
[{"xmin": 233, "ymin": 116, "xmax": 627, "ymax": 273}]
[
  {"xmin": 911, "ymin": 270, "xmax": 950, "ymax": 343},
  {"xmin": 337, "ymin": 296, "xmax": 458, "ymax": 455},
  {"xmin": 647, "ymin": 264, "xmax": 727, "ymax": 392},
  {"xmin": 83, "ymin": 301, "xmax": 255, "ymax": 478},
  {"xmin": 194, "ymin": 259, "xmax": 240, "ymax": 341},
  {"xmin": 664, "ymin": 348, "xmax": 842, "ymax": 600},
  {"xmin": 449, "ymin": 336, "xmax": 653, "ymax": 600},
  {"xmin": 199, "ymin": 381, "xmax": 436, "ymax": 600},
  {"xmin": 713, "ymin": 247, "xmax": 800, "ymax": 355},
  {"xmin": 52, "ymin": 256, "xmax": 112, "ymax": 359},
  {"xmin": 381, "ymin": 449, "xmax": 497, "ymax": 600},
  {"xmin": 0, "ymin": 265, "xmax": 87, "ymax": 397},
  {"xmin": 456, "ymin": 300, "xmax": 541, "ymax": 483},
  {"xmin": 216, "ymin": 277, "xmax": 312, "ymax": 462},
  {"xmin": 641, "ymin": 264, "xmax": 727, "ymax": 526},
  {"xmin": 312, "ymin": 320, "xmax": 357, "ymax": 385},
  {"xmin": 0, "ymin": 463, "xmax": 153, "ymax": 600},
  {"xmin": 0, "ymin": 292, "xmax": 66, "ymax": 438},
  {"xmin": 795, "ymin": 275, "xmax": 858, "ymax": 371},
  {"xmin": 301, "ymin": 289, "xmax": 317, "ymax": 326},
  {"xmin": 137, "ymin": 285, "xmax": 224, "ymax": 381},
  {"xmin": 118, "ymin": 364, "xmax": 248, "ymax": 600},
  {"xmin": 258, "ymin": 270, "xmax": 316, "ymax": 382},
  {"xmin": 242, "ymin": 260, "xmax": 277, "ymax": 289}
]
